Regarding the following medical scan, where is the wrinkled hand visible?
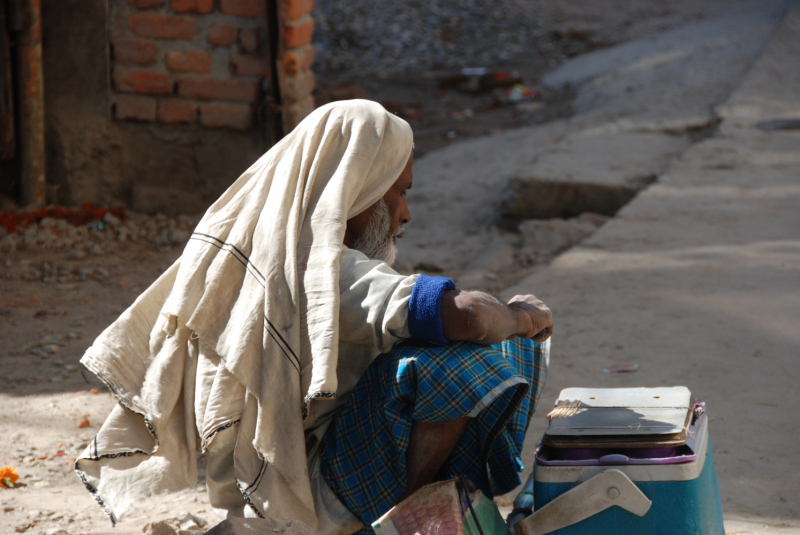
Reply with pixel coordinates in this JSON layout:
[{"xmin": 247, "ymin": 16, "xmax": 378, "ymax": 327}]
[{"xmin": 507, "ymin": 294, "xmax": 553, "ymax": 341}]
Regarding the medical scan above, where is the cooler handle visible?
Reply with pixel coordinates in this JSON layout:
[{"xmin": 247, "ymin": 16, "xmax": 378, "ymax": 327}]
[{"xmin": 520, "ymin": 469, "xmax": 652, "ymax": 535}]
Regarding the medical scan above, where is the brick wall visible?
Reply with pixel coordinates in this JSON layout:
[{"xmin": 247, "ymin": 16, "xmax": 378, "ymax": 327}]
[
  {"xmin": 109, "ymin": 0, "xmax": 294, "ymax": 132},
  {"xmin": 277, "ymin": 0, "xmax": 315, "ymax": 131}
]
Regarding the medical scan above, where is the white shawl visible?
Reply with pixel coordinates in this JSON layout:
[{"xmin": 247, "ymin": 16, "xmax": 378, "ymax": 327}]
[{"xmin": 77, "ymin": 100, "xmax": 414, "ymax": 527}]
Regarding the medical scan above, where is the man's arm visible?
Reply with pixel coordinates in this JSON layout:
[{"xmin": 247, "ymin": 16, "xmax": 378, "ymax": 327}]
[{"xmin": 441, "ymin": 290, "xmax": 553, "ymax": 345}]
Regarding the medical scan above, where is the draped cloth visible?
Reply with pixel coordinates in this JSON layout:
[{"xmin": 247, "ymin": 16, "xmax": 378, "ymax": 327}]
[{"xmin": 75, "ymin": 100, "xmax": 414, "ymax": 529}]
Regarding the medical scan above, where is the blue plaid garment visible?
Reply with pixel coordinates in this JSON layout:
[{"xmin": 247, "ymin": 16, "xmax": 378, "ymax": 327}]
[{"xmin": 320, "ymin": 337, "xmax": 549, "ymax": 533}]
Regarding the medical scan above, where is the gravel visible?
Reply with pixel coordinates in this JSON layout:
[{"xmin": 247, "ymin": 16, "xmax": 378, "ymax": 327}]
[{"xmin": 313, "ymin": 0, "xmax": 542, "ymax": 77}]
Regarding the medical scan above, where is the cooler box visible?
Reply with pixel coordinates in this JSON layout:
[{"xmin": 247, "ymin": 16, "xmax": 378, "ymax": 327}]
[{"xmin": 521, "ymin": 387, "xmax": 724, "ymax": 535}]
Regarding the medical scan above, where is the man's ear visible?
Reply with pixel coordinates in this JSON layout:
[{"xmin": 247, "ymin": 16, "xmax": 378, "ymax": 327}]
[{"xmin": 344, "ymin": 203, "xmax": 375, "ymax": 247}]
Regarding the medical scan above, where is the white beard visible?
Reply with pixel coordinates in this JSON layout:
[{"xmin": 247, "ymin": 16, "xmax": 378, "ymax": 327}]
[{"xmin": 351, "ymin": 197, "xmax": 403, "ymax": 265}]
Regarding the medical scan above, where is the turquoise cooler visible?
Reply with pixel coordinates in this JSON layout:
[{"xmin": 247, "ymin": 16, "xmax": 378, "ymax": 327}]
[{"xmin": 526, "ymin": 413, "xmax": 724, "ymax": 535}]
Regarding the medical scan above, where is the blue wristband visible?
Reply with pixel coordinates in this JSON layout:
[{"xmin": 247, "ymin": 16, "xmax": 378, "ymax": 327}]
[{"xmin": 408, "ymin": 274, "xmax": 456, "ymax": 345}]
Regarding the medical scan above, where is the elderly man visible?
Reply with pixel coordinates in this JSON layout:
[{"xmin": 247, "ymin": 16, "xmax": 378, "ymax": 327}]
[{"xmin": 76, "ymin": 100, "xmax": 552, "ymax": 535}]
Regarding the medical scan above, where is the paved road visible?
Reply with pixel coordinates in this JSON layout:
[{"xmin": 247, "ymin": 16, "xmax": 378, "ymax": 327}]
[{"xmin": 503, "ymin": 4, "xmax": 800, "ymax": 533}]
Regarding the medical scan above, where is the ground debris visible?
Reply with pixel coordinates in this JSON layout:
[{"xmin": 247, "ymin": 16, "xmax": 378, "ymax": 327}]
[
  {"xmin": 143, "ymin": 513, "xmax": 208, "ymax": 535},
  {"xmin": 75, "ymin": 418, "xmax": 91, "ymax": 429},
  {"xmin": 603, "ymin": 363, "xmax": 639, "ymax": 373},
  {"xmin": 206, "ymin": 517, "xmax": 320, "ymax": 535},
  {"xmin": 144, "ymin": 521, "xmax": 179, "ymax": 535},
  {"xmin": 1, "ymin": 465, "xmax": 19, "ymax": 488},
  {"xmin": 0, "ymin": 205, "xmax": 200, "ymax": 254},
  {"xmin": 314, "ymin": 0, "xmax": 547, "ymax": 77}
]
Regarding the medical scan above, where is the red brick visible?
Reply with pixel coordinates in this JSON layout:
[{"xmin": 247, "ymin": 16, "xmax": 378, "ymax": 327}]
[
  {"xmin": 239, "ymin": 28, "xmax": 259, "ymax": 53},
  {"xmin": 283, "ymin": 53, "xmax": 300, "ymax": 76},
  {"xmin": 113, "ymin": 68, "xmax": 174, "ymax": 95},
  {"xmin": 281, "ymin": 70, "xmax": 314, "ymax": 103},
  {"xmin": 280, "ymin": 0, "xmax": 303, "ymax": 21},
  {"xmin": 177, "ymin": 76, "xmax": 259, "ymax": 102},
  {"xmin": 304, "ymin": 0, "xmax": 313, "ymax": 14},
  {"xmin": 220, "ymin": 0, "xmax": 266, "ymax": 18},
  {"xmin": 170, "ymin": 0, "xmax": 214, "ymax": 13},
  {"xmin": 115, "ymin": 95, "xmax": 157, "ymax": 121},
  {"xmin": 170, "ymin": 0, "xmax": 192, "ymax": 10},
  {"xmin": 282, "ymin": 45, "xmax": 313, "ymax": 75},
  {"xmin": 283, "ymin": 18, "xmax": 314, "ymax": 49},
  {"xmin": 129, "ymin": 13, "xmax": 195, "ymax": 40},
  {"xmin": 125, "ymin": 0, "xmax": 163, "ymax": 9},
  {"xmin": 167, "ymin": 50, "xmax": 212, "ymax": 73},
  {"xmin": 207, "ymin": 24, "xmax": 238, "ymax": 46},
  {"xmin": 199, "ymin": 103, "xmax": 252, "ymax": 130},
  {"xmin": 157, "ymin": 99, "xmax": 198, "ymax": 124},
  {"xmin": 231, "ymin": 54, "xmax": 269, "ymax": 77},
  {"xmin": 301, "ymin": 44, "xmax": 315, "ymax": 71},
  {"xmin": 113, "ymin": 40, "xmax": 158, "ymax": 65}
]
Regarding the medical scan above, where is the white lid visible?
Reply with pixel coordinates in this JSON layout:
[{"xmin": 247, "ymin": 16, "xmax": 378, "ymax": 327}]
[
  {"xmin": 546, "ymin": 387, "xmax": 693, "ymax": 439},
  {"xmin": 556, "ymin": 386, "xmax": 691, "ymax": 409}
]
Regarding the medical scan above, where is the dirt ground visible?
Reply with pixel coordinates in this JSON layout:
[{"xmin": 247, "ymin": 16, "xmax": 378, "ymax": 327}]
[
  {"xmin": 0, "ymin": 243, "xmax": 201, "ymax": 534},
  {"xmin": 1, "ymin": 0, "xmax": 793, "ymax": 534}
]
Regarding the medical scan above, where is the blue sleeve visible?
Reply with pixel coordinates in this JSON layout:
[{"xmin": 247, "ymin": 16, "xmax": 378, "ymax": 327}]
[{"xmin": 408, "ymin": 274, "xmax": 456, "ymax": 345}]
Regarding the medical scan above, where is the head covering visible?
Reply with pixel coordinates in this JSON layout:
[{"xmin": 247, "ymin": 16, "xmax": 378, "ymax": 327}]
[
  {"xmin": 168, "ymin": 98, "xmax": 413, "ymax": 405},
  {"xmin": 77, "ymin": 100, "xmax": 413, "ymax": 525}
]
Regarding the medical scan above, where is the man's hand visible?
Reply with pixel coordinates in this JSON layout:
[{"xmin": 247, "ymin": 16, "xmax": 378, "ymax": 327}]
[
  {"xmin": 507, "ymin": 294, "xmax": 553, "ymax": 342},
  {"xmin": 441, "ymin": 290, "xmax": 554, "ymax": 345}
]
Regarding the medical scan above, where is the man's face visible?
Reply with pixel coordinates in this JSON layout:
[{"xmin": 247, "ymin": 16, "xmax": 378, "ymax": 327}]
[
  {"xmin": 382, "ymin": 152, "xmax": 414, "ymax": 236},
  {"xmin": 345, "ymin": 153, "xmax": 413, "ymax": 263}
]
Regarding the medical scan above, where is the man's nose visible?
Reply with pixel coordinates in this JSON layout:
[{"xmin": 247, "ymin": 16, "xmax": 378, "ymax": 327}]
[{"xmin": 400, "ymin": 201, "xmax": 411, "ymax": 225}]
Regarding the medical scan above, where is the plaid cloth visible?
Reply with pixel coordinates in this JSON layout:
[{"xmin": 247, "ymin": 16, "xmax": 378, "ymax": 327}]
[{"xmin": 320, "ymin": 338, "xmax": 549, "ymax": 532}]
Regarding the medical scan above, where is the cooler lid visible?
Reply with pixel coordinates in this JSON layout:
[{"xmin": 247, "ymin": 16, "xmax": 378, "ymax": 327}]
[{"xmin": 544, "ymin": 387, "xmax": 693, "ymax": 448}]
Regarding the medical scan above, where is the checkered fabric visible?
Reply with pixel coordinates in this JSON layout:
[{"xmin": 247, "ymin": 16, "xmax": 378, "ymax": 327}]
[{"xmin": 320, "ymin": 338, "xmax": 549, "ymax": 533}]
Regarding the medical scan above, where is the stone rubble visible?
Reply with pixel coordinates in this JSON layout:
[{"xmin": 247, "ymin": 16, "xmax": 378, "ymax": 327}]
[
  {"xmin": 205, "ymin": 517, "xmax": 320, "ymax": 535},
  {"xmin": 313, "ymin": 0, "xmax": 717, "ymax": 79},
  {"xmin": 314, "ymin": 0, "xmax": 543, "ymax": 77},
  {"xmin": 15, "ymin": 332, "xmax": 81, "ymax": 359},
  {"xmin": 143, "ymin": 512, "xmax": 208, "ymax": 535},
  {"xmin": 0, "ymin": 210, "xmax": 201, "ymax": 255},
  {"xmin": 8, "ymin": 507, "xmax": 83, "ymax": 534}
]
